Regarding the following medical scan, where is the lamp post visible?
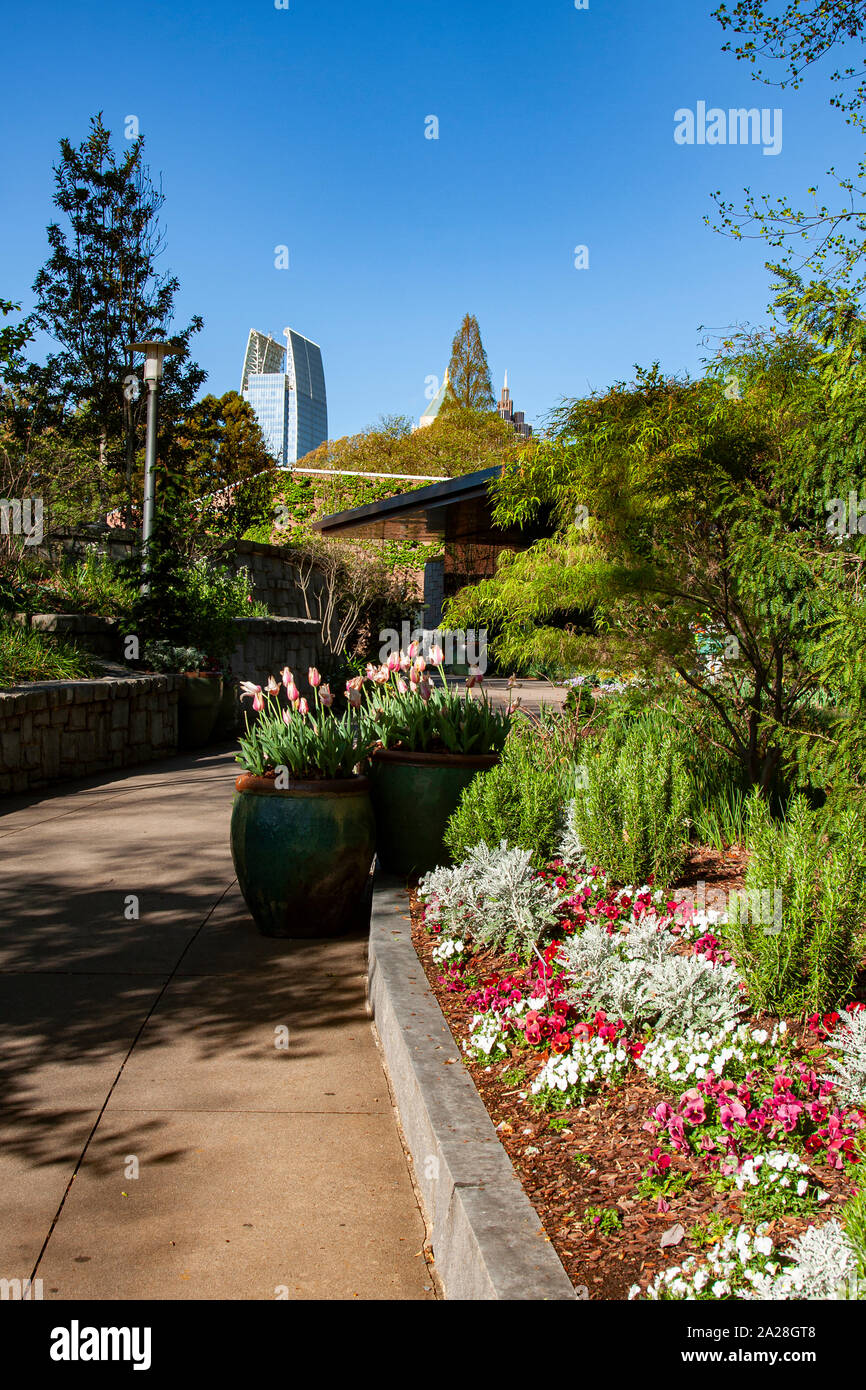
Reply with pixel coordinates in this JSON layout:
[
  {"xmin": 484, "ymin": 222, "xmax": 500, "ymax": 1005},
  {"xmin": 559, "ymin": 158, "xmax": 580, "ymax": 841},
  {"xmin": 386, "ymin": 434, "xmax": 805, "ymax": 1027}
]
[{"xmin": 129, "ymin": 339, "xmax": 179, "ymax": 589}]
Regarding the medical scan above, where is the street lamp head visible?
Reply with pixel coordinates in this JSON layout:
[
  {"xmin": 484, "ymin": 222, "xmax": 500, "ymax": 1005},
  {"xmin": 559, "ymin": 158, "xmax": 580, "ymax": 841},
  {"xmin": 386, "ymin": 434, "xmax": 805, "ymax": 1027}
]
[{"xmin": 129, "ymin": 339, "xmax": 180, "ymax": 385}]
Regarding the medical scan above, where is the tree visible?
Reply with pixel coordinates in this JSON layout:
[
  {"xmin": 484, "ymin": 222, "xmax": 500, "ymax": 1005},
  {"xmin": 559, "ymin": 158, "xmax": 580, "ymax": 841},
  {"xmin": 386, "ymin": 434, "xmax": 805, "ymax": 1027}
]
[
  {"xmin": 445, "ymin": 314, "xmax": 495, "ymax": 410},
  {"xmin": 444, "ymin": 331, "xmax": 865, "ymax": 795},
  {"xmin": 21, "ymin": 113, "xmax": 205, "ymax": 509},
  {"xmin": 711, "ymin": 1, "xmax": 866, "ymax": 284}
]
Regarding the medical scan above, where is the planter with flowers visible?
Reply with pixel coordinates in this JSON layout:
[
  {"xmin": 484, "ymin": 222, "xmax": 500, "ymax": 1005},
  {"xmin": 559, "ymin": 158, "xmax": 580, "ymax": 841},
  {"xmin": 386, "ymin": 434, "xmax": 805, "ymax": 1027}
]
[
  {"xmin": 231, "ymin": 667, "xmax": 376, "ymax": 938},
  {"xmin": 354, "ymin": 644, "xmax": 512, "ymax": 877}
]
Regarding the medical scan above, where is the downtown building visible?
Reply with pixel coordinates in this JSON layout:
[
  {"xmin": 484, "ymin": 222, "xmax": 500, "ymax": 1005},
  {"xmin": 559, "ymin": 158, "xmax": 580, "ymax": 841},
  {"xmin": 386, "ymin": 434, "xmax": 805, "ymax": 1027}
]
[{"xmin": 240, "ymin": 328, "xmax": 328, "ymax": 467}]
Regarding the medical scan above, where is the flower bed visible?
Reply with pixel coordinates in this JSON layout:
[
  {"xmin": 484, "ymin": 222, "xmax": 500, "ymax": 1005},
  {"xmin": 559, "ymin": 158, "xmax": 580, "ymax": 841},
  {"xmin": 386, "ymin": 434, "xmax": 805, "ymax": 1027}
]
[{"xmin": 409, "ymin": 847, "xmax": 866, "ymax": 1301}]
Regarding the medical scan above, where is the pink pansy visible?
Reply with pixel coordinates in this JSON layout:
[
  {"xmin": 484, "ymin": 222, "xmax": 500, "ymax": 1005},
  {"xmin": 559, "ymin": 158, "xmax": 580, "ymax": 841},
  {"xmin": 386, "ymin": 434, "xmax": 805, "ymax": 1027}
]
[
  {"xmin": 680, "ymin": 1089, "xmax": 706, "ymax": 1126},
  {"xmin": 719, "ymin": 1100, "xmax": 748, "ymax": 1131}
]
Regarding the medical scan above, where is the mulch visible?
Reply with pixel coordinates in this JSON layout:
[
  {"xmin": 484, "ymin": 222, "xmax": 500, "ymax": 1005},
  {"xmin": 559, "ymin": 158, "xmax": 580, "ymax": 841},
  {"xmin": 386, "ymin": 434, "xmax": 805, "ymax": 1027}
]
[{"xmin": 407, "ymin": 858, "xmax": 859, "ymax": 1301}]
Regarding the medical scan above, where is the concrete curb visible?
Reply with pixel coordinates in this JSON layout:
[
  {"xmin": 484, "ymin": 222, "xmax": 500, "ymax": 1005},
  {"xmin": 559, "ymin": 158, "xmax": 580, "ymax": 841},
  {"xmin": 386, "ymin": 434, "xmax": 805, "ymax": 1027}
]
[{"xmin": 368, "ymin": 877, "xmax": 578, "ymax": 1301}]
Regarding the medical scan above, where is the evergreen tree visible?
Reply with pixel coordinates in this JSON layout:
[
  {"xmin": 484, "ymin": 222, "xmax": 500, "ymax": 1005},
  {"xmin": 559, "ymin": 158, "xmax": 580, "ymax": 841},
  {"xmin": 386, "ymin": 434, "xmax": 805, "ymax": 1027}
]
[
  {"xmin": 23, "ymin": 113, "xmax": 205, "ymax": 511},
  {"xmin": 445, "ymin": 313, "xmax": 495, "ymax": 410}
]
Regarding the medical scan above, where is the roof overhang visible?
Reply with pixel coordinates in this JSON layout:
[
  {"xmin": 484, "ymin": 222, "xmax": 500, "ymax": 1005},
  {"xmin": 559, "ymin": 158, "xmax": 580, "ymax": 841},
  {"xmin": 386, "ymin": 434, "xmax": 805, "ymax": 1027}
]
[{"xmin": 312, "ymin": 466, "xmax": 502, "ymax": 541}]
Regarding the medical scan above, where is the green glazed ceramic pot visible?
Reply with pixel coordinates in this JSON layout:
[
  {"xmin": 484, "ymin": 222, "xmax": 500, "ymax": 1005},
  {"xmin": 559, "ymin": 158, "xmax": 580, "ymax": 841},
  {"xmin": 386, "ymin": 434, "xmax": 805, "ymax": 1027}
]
[
  {"xmin": 178, "ymin": 672, "xmax": 223, "ymax": 749},
  {"xmin": 231, "ymin": 773, "xmax": 376, "ymax": 938},
  {"xmin": 367, "ymin": 748, "xmax": 499, "ymax": 878}
]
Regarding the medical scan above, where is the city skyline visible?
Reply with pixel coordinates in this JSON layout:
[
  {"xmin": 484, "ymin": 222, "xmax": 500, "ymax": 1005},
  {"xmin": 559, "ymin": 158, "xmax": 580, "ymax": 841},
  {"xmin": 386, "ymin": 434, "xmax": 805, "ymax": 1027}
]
[{"xmin": 241, "ymin": 327, "xmax": 328, "ymax": 467}]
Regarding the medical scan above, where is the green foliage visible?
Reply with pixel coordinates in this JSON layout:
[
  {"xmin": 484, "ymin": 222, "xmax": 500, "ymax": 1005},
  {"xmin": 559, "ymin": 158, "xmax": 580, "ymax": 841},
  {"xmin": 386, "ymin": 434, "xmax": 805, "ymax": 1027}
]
[
  {"xmin": 583, "ymin": 1206, "xmax": 622, "ymax": 1235},
  {"xmin": 444, "ymin": 313, "xmax": 495, "ymax": 411},
  {"xmin": 237, "ymin": 690, "xmax": 376, "ymax": 780},
  {"xmin": 365, "ymin": 671, "xmax": 512, "ymax": 756},
  {"xmin": 0, "ymin": 619, "xmax": 99, "ymax": 686},
  {"xmin": 443, "ymin": 717, "xmax": 578, "ymax": 864},
  {"xmin": 571, "ymin": 716, "xmax": 693, "ymax": 886},
  {"xmin": 132, "ymin": 558, "xmax": 262, "ymax": 662},
  {"xmin": 722, "ymin": 791, "xmax": 866, "ymax": 1015},
  {"xmin": 22, "ymin": 551, "xmax": 136, "ymax": 618}
]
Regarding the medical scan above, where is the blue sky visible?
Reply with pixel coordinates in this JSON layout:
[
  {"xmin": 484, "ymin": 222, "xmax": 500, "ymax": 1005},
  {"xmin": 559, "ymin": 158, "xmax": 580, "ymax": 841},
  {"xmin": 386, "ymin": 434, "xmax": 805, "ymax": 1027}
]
[{"xmin": 2, "ymin": 0, "xmax": 861, "ymax": 439}]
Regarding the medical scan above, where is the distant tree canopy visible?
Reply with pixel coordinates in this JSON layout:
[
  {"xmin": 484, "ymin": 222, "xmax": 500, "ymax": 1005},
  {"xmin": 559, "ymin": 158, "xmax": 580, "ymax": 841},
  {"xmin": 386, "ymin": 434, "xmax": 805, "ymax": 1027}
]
[
  {"xmin": 300, "ymin": 404, "xmax": 531, "ymax": 480},
  {"xmin": 445, "ymin": 313, "xmax": 495, "ymax": 410}
]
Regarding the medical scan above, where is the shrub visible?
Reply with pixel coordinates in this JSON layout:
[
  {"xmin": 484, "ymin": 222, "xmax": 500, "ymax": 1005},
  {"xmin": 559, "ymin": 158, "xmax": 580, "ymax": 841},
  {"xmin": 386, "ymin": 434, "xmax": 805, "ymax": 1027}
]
[
  {"xmin": 418, "ymin": 841, "xmax": 567, "ymax": 957},
  {"xmin": 444, "ymin": 719, "xmax": 578, "ymax": 865},
  {"xmin": 570, "ymin": 716, "xmax": 693, "ymax": 886},
  {"xmin": 722, "ymin": 792, "xmax": 866, "ymax": 1016}
]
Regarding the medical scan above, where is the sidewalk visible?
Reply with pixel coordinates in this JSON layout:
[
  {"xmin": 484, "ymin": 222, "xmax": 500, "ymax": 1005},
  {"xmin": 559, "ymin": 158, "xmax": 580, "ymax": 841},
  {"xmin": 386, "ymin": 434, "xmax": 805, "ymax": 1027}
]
[{"xmin": 0, "ymin": 750, "xmax": 433, "ymax": 1301}]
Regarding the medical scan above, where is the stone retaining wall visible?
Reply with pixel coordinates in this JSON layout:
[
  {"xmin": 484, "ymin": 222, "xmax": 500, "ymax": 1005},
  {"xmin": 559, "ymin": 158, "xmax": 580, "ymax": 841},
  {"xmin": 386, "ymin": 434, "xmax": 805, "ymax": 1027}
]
[{"xmin": 0, "ymin": 675, "xmax": 181, "ymax": 795}]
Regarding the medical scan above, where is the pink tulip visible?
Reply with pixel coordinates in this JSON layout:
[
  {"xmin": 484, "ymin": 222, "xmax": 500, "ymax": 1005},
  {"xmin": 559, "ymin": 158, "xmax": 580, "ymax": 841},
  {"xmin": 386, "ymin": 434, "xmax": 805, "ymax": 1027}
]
[
  {"xmin": 308, "ymin": 667, "xmax": 321, "ymax": 688},
  {"xmin": 240, "ymin": 681, "xmax": 264, "ymax": 712},
  {"xmin": 265, "ymin": 676, "xmax": 280, "ymax": 695},
  {"xmin": 346, "ymin": 682, "xmax": 362, "ymax": 708},
  {"xmin": 298, "ymin": 697, "xmax": 310, "ymax": 715},
  {"xmin": 282, "ymin": 706, "xmax": 292, "ymax": 725},
  {"xmin": 365, "ymin": 662, "xmax": 377, "ymax": 679},
  {"xmin": 286, "ymin": 680, "xmax": 299, "ymax": 704},
  {"xmin": 413, "ymin": 654, "xmax": 427, "ymax": 672},
  {"xmin": 396, "ymin": 677, "xmax": 408, "ymax": 695},
  {"xmin": 280, "ymin": 667, "xmax": 293, "ymax": 690},
  {"xmin": 319, "ymin": 684, "xmax": 334, "ymax": 708},
  {"xmin": 429, "ymin": 644, "xmax": 445, "ymax": 666},
  {"xmin": 419, "ymin": 677, "xmax": 431, "ymax": 702},
  {"xmin": 386, "ymin": 651, "xmax": 401, "ymax": 673},
  {"xmin": 373, "ymin": 665, "xmax": 390, "ymax": 684},
  {"xmin": 408, "ymin": 640, "xmax": 420, "ymax": 658}
]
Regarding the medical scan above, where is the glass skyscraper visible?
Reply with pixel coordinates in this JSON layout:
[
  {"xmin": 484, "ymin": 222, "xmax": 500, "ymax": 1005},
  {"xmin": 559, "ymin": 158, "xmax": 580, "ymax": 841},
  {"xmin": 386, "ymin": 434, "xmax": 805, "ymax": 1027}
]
[{"xmin": 240, "ymin": 328, "xmax": 328, "ymax": 468}]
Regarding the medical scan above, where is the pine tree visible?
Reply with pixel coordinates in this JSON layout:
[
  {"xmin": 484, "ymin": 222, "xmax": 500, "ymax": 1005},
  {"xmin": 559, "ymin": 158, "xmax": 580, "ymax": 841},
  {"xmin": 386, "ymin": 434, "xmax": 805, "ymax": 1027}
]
[
  {"xmin": 446, "ymin": 313, "xmax": 495, "ymax": 410},
  {"xmin": 26, "ymin": 113, "xmax": 205, "ymax": 511}
]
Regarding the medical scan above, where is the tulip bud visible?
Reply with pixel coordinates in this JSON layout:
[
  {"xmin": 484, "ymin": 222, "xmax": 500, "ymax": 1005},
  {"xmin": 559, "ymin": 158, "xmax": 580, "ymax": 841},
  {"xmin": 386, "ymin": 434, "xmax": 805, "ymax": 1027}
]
[
  {"xmin": 396, "ymin": 677, "xmax": 408, "ymax": 695},
  {"xmin": 286, "ymin": 680, "xmax": 299, "ymax": 704},
  {"xmin": 419, "ymin": 678, "xmax": 432, "ymax": 703},
  {"xmin": 386, "ymin": 651, "xmax": 401, "ymax": 672},
  {"xmin": 408, "ymin": 640, "xmax": 419, "ymax": 658},
  {"xmin": 429, "ymin": 644, "xmax": 445, "ymax": 666},
  {"xmin": 281, "ymin": 667, "xmax": 293, "ymax": 690},
  {"xmin": 282, "ymin": 706, "xmax": 293, "ymax": 725},
  {"xmin": 298, "ymin": 697, "xmax": 310, "ymax": 715},
  {"xmin": 308, "ymin": 667, "xmax": 321, "ymax": 688},
  {"xmin": 413, "ymin": 654, "xmax": 427, "ymax": 672}
]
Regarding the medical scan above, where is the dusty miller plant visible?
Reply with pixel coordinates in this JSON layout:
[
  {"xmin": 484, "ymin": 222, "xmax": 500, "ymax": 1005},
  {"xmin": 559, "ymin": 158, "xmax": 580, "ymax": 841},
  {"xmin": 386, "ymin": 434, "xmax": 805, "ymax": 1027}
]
[
  {"xmin": 823, "ymin": 1009, "xmax": 866, "ymax": 1109},
  {"xmin": 560, "ymin": 917, "xmax": 744, "ymax": 1033},
  {"xmin": 419, "ymin": 841, "xmax": 567, "ymax": 957}
]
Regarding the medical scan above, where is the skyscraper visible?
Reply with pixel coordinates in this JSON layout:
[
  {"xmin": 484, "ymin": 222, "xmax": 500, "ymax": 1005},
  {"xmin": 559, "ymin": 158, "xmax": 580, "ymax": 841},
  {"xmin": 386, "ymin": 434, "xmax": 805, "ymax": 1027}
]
[{"xmin": 240, "ymin": 328, "xmax": 328, "ymax": 468}]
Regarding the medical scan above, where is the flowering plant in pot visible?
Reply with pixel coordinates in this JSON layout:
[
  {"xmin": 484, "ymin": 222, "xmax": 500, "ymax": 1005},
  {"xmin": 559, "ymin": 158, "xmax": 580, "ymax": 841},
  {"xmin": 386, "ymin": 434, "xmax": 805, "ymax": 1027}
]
[
  {"xmin": 231, "ymin": 667, "xmax": 377, "ymax": 938},
  {"xmin": 353, "ymin": 644, "xmax": 513, "ymax": 877}
]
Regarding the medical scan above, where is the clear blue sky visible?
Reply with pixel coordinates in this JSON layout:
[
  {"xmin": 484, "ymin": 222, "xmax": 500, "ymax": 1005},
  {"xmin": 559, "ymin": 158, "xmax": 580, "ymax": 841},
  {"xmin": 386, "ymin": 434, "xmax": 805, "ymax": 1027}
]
[{"xmin": 2, "ymin": 0, "xmax": 860, "ymax": 439}]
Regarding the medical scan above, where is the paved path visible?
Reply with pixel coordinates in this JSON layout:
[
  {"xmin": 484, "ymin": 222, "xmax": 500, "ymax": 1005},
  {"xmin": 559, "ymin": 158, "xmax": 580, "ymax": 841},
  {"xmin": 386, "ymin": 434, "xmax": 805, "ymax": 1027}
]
[{"xmin": 0, "ymin": 750, "xmax": 433, "ymax": 1301}]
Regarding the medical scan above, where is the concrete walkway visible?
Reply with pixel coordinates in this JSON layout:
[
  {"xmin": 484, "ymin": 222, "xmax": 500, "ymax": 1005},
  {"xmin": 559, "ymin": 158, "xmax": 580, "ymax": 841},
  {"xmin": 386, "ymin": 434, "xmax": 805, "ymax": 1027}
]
[{"xmin": 0, "ymin": 750, "xmax": 433, "ymax": 1301}]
